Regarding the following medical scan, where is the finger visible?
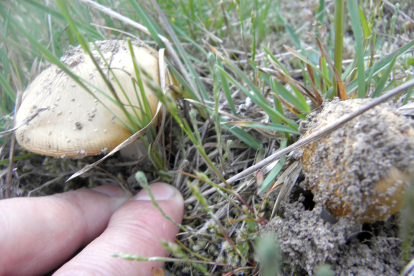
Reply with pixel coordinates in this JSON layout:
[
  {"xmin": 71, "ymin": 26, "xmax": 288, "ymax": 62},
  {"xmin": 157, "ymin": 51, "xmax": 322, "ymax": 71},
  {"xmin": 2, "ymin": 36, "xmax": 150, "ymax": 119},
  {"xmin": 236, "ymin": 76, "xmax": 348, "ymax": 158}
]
[
  {"xmin": 54, "ymin": 183, "xmax": 184, "ymax": 276},
  {"xmin": 0, "ymin": 185, "xmax": 131, "ymax": 276}
]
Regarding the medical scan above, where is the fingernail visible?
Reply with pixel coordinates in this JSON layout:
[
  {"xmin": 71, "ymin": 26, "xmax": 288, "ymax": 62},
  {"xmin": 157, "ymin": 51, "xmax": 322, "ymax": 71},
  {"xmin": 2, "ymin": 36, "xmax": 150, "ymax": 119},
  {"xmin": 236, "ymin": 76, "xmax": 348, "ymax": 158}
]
[
  {"xmin": 134, "ymin": 183, "xmax": 177, "ymax": 201},
  {"xmin": 91, "ymin": 185, "xmax": 132, "ymax": 197}
]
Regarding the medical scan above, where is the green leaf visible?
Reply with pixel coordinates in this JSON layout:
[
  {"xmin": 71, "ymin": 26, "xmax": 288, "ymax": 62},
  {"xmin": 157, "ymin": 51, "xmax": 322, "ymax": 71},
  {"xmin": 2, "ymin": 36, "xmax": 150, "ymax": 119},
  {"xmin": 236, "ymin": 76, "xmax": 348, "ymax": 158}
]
[
  {"xmin": 348, "ymin": 0, "xmax": 365, "ymax": 98},
  {"xmin": 23, "ymin": 0, "xmax": 103, "ymax": 40},
  {"xmin": 221, "ymin": 119, "xmax": 262, "ymax": 150},
  {"xmin": 216, "ymin": 58, "xmax": 237, "ymax": 115},
  {"xmin": 217, "ymin": 66, "xmax": 298, "ymax": 130},
  {"xmin": 246, "ymin": 220, "xmax": 259, "ymax": 231},
  {"xmin": 0, "ymin": 72, "xmax": 16, "ymax": 102},
  {"xmin": 275, "ymin": 10, "xmax": 301, "ymax": 49},
  {"xmin": 274, "ymin": 80, "xmax": 308, "ymax": 112},
  {"xmin": 258, "ymin": 139, "xmax": 287, "ymax": 194},
  {"xmin": 358, "ymin": 6, "xmax": 371, "ymax": 39},
  {"xmin": 371, "ymin": 55, "xmax": 397, "ymax": 98},
  {"xmin": 345, "ymin": 39, "xmax": 414, "ymax": 95},
  {"xmin": 403, "ymin": 85, "xmax": 414, "ymax": 105},
  {"xmin": 136, "ymin": 1, "xmax": 209, "ymax": 103},
  {"xmin": 0, "ymin": 153, "xmax": 36, "ymax": 166},
  {"xmin": 127, "ymin": 0, "xmax": 165, "ymax": 47},
  {"xmin": 316, "ymin": 0, "xmax": 325, "ymax": 23}
]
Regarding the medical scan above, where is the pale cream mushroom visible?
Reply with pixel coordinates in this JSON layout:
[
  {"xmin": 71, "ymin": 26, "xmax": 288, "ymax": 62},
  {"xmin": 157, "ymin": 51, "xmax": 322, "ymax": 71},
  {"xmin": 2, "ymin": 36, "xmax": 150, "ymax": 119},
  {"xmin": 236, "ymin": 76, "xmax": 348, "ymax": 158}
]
[{"xmin": 15, "ymin": 40, "xmax": 174, "ymax": 158}]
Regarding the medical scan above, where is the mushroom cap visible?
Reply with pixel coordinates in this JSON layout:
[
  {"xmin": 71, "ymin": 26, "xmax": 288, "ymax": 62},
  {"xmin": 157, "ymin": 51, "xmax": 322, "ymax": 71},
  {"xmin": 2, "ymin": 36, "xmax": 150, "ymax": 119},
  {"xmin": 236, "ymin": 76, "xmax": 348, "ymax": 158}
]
[
  {"xmin": 300, "ymin": 98, "xmax": 414, "ymax": 222},
  {"xmin": 15, "ymin": 40, "xmax": 170, "ymax": 158}
]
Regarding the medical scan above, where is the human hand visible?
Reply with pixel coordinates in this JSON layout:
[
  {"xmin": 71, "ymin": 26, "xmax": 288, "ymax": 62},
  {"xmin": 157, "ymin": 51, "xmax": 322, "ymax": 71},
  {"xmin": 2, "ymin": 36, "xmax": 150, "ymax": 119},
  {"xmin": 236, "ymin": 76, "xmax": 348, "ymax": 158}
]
[{"xmin": 0, "ymin": 183, "xmax": 184, "ymax": 276}]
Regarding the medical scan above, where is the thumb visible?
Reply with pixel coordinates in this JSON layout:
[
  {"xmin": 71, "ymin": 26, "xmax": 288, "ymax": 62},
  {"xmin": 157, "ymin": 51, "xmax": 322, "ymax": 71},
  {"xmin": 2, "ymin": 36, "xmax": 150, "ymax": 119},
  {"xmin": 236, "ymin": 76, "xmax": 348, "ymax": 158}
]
[{"xmin": 54, "ymin": 183, "xmax": 184, "ymax": 276}]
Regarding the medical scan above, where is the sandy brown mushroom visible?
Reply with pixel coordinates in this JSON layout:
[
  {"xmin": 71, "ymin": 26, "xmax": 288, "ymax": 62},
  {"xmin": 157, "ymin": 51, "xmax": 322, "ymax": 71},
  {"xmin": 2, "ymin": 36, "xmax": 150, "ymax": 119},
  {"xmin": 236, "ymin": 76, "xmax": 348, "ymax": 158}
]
[
  {"xmin": 15, "ymin": 40, "xmax": 175, "ymax": 158},
  {"xmin": 300, "ymin": 98, "xmax": 414, "ymax": 222}
]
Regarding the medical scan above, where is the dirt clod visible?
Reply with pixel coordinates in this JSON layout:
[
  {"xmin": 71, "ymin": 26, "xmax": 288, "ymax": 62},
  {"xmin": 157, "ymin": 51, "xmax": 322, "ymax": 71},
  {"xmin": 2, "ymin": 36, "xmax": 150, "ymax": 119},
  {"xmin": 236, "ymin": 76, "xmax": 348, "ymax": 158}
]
[
  {"xmin": 261, "ymin": 184, "xmax": 403, "ymax": 275},
  {"xmin": 299, "ymin": 98, "xmax": 414, "ymax": 222}
]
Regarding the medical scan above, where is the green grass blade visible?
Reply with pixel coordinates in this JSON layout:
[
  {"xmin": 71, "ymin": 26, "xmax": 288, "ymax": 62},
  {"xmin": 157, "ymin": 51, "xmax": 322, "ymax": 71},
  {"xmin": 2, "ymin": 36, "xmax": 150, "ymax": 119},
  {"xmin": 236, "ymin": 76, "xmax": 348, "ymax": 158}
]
[
  {"xmin": 127, "ymin": 40, "xmax": 154, "ymax": 127},
  {"xmin": 270, "ymin": 79, "xmax": 308, "ymax": 111},
  {"xmin": 345, "ymin": 39, "xmax": 414, "ymax": 95},
  {"xmin": 403, "ymin": 85, "xmax": 414, "ymax": 105},
  {"xmin": 223, "ymin": 121, "xmax": 300, "ymax": 135},
  {"xmin": 0, "ymin": 153, "xmax": 36, "ymax": 166},
  {"xmin": 0, "ymin": 72, "xmax": 16, "ymax": 103},
  {"xmin": 23, "ymin": 0, "xmax": 103, "ymax": 40},
  {"xmin": 348, "ymin": 0, "xmax": 366, "ymax": 98},
  {"xmin": 127, "ymin": 0, "xmax": 164, "ymax": 47},
  {"xmin": 358, "ymin": 6, "xmax": 371, "ymax": 39},
  {"xmin": 316, "ymin": 0, "xmax": 325, "ymax": 23},
  {"xmin": 262, "ymin": 46, "xmax": 289, "ymax": 74},
  {"xmin": 171, "ymin": 23, "xmax": 207, "ymax": 56},
  {"xmin": 258, "ymin": 139, "xmax": 287, "ymax": 194},
  {"xmin": 217, "ymin": 66, "xmax": 298, "ymax": 130},
  {"xmin": 275, "ymin": 10, "xmax": 301, "ymax": 49},
  {"xmin": 270, "ymin": 79, "xmax": 284, "ymax": 117},
  {"xmin": 371, "ymin": 55, "xmax": 397, "ymax": 98},
  {"xmin": 221, "ymin": 119, "xmax": 261, "ymax": 150},
  {"xmin": 165, "ymin": 61, "xmax": 201, "ymax": 101},
  {"xmin": 333, "ymin": 0, "xmax": 344, "ymax": 79},
  {"xmin": 216, "ymin": 58, "xmax": 237, "ymax": 115},
  {"xmin": 273, "ymin": 46, "xmax": 332, "ymax": 87},
  {"xmin": 142, "ymin": 1, "xmax": 209, "ymax": 103},
  {"xmin": 56, "ymin": 0, "xmax": 139, "ymax": 130}
]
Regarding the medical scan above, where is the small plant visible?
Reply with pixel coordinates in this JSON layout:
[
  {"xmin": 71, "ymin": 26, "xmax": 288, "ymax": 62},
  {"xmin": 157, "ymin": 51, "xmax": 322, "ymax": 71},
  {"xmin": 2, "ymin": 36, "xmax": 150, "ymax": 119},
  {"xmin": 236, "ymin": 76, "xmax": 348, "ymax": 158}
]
[{"xmin": 1, "ymin": 0, "xmax": 414, "ymax": 275}]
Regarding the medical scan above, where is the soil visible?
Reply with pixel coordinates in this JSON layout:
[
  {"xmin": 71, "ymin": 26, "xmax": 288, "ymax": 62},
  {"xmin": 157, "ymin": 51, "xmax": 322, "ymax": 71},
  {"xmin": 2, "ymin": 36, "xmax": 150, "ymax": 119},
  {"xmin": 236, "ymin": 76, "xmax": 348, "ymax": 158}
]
[
  {"xmin": 261, "ymin": 182, "xmax": 405, "ymax": 276},
  {"xmin": 260, "ymin": 99, "xmax": 414, "ymax": 275}
]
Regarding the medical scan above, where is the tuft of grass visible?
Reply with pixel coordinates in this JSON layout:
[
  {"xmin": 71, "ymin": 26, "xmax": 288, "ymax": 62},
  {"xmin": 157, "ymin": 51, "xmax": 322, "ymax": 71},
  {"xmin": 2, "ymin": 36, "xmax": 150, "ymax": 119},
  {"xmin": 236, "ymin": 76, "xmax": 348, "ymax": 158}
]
[{"xmin": 1, "ymin": 0, "xmax": 414, "ymax": 274}]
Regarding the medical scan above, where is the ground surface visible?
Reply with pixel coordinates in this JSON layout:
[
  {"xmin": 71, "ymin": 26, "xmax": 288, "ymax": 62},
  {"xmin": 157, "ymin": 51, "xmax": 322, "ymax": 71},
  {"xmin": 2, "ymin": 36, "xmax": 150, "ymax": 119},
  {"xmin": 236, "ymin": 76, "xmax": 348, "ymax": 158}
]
[{"xmin": 1, "ymin": 0, "xmax": 414, "ymax": 275}]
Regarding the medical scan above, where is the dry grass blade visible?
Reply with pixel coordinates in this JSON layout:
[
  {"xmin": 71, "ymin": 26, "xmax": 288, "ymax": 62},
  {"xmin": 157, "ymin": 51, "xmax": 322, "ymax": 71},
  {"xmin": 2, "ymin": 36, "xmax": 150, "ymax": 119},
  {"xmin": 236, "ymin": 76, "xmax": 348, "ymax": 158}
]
[
  {"xmin": 306, "ymin": 63, "xmax": 323, "ymax": 107},
  {"xmin": 184, "ymin": 98, "xmax": 240, "ymax": 121},
  {"xmin": 76, "ymin": 0, "xmax": 202, "ymax": 102},
  {"xmin": 315, "ymin": 38, "xmax": 348, "ymax": 100},
  {"xmin": 0, "ymin": 107, "xmax": 49, "ymax": 138},
  {"xmin": 185, "ymin": 78, "xmax": 414, "ymax": 203},
  {"xmin": 272, "ymin": 93, "xmax": 303, "ymax": 116},
  {"xmin": 149, "ymin": 0, "xmax": 205, "ymax": 102},
  {"xmin": 222, "ymin": 120, "xmax": 298, "ymax": 136},
  {"xmin": 115, "ymin": 50, "xmax": 172, "ymax": 168},
  {"xmin": 383, "ymin": 0, "xmax": 414, "ymax": 24},
  {"xmin": 270, "ymin": 161, "xmax": 302, "ymax": 219},
  {"xmin": 5, "ymin": 91, "xmax": 23, "ymax": 197},
  {"xmin": 66, "ymin": 115, "xmax": 157, "ymax": 182},
  {"xmin": 114, "ymin": 154, "xmax": 149, "ymax": 167},
  {"xmin": 150, "ymin": 49, "xmax": 168, "ymax": 155},
  {"xmin": 258, "ymin": 67, "xmax": 318, "ymax": 105},
  {"xmin": 76, "ymin": 0, "xmax": 161, "ymax": 38},
  {"xmin": 28, "ymin": 174, "xmax": 70, "ymax": 197},
  {"xmin": 401, "ymin": 255, "xmax": 414, "ymax": 276},
  {"xmin": 205, "ymin": 41, "xmax": 226, "ymax": 60},
  {"xmin": 112, "ymin": 50, "xmax": 171, "ymax": 168},
  {"xmin": 269, "ymin": 163, "xmax": 293, "ymax": 193},
  {"xmin": 67, "ymin": 77, "xmax": 167, "ymax": 182}
]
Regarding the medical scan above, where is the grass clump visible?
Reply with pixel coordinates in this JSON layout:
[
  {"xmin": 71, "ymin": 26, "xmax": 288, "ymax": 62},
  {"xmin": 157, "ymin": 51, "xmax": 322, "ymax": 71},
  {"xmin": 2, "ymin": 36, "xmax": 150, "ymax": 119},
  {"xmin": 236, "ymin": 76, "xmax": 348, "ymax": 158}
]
[{"xmin": 1, "ymin": 0, "xmax": 414, "ymax": 275}]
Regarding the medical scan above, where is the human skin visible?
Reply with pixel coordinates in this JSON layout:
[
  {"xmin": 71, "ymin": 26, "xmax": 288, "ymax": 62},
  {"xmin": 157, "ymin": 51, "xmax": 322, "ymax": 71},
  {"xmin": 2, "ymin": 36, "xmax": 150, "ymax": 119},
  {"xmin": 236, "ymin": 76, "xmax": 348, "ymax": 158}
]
[{"xmin": 0, "ymin": 183, "xmax": 184, "ymax": 276}]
